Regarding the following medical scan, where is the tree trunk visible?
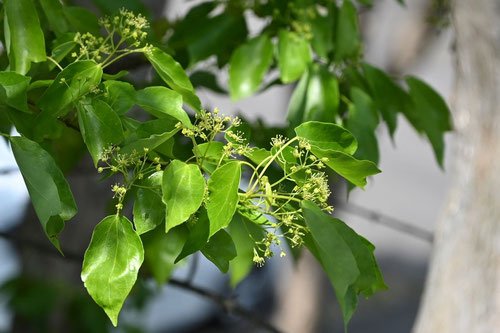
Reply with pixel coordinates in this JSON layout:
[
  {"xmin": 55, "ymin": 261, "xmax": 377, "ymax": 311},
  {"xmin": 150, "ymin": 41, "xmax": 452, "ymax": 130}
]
[{"xmin": 413, "ymin": 1, "xmax": 500, "ymax": 332}]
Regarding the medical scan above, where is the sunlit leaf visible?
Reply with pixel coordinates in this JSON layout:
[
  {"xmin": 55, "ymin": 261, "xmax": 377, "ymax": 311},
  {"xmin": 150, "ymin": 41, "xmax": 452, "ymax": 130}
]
[
  {"xmin": 136, "ymin": 86, "xmax": 191, "ymax": 127},
  {"xmin": 295, "ymin": 121, "xmax": 357, "ymax": 155},
  {"xmin": 162, "ymin": 160, "xmax": 205, "ymax": 232},
  {"xmin": 145, "ymin": 47, "xmax": 201, "ymax": 111},
  {"xmin": 277, "ymin": 29, "xmax": 311, "ymax": 83},
  {"xmin": 81, "ymin": 215, "xmax": 144, "ymax": 326},
  {"xmin": 206, "ymin": 161, "xmax": 241, "ymax": 236},
  {"xmin": 4, "ymin": 0, "xmax": 46, "ymax": 75},
  {"xmin": 229, "ymin": 35, "xmax": 273, "ymax": 100},
  {"xmin": 77, "ymin": 98, "xmax": 125, "ymax": 166}
]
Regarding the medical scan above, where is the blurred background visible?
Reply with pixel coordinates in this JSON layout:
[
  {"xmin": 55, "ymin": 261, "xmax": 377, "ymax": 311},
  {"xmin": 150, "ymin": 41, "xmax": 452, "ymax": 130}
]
[{"xmin": 0, "ymin": 0, "xmax": 456, "ymax": 332}]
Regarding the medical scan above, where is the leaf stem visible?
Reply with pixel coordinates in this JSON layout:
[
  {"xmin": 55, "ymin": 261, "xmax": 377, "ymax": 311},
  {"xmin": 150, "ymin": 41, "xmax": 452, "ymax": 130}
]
[{"xmin": 46, "ymin": 56, "xmax": 63, "ymax": 71}]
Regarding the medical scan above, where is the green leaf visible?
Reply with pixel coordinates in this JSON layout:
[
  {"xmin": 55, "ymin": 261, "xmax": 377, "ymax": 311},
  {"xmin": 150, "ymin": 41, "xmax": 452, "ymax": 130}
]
[
  {"xmin": 145, "ymin": 47, "xmax": 201, "ymax": 111},
  {"xmin": 37, "ymin": 61, "xmax": 103, "ymax": 117},
  {"xmin": 162, "ymin": 160, "xmax": 205, "ymax": 232},
  {"xmin": 77, "ymin": 99, "xmax": 125, "ymax": 166},
  {"xmin": 11, "ymin": 136, "xmax": 77, "ymax": 251},
  {"xmin": 187, "ymin": 13, "xmax": 247, "ymax": 65},
  {"xmin": 190, "ymin": 71, "xmax": 227, "ymax": 94},
  {"xmin": 287, "ymin": 64, "xmax": 339, "ymax": 127},
  {"xmin": 81, "ymin": 215, "xmax": 144, "ymax": 326},
  {"xmin": 311, "ymin": 147, "xmax": 380, "ymax": 189},
  {"xmin": 308, "ymin": 6, "xmax": 336, "ymax": 59},
  {"xmin": 120, "ymin": 117, "xmax": 180, "ymax": 155},
  {"xmin": 0, "ymin": 72, "xmax": 30, "ymax": 112},
  {"xmin": 193, "ymin": 141, "xmax": 225, "ymax": 173},
  {"xmin": 277, "ymin": 30, "xmax": 311, "ymax": 83},
  {"xmin": 40, "ymin": 0, "xmax": 70, "ymax": 36},
  {"xmin": 295, "ymin": 121, "xmax": 357, "ymax": 155},
  {"xmin": 63, "ymin": 6, "xmax": 101, "ymax": 35},
  {"xmin": 102, "ymin": 80, "xmax": 136, "ymax": 115},
  {"xmin": 90, "ymin": 0, "xmax": 150, "ymax": 17},
  {"xmin": 406, "ymin": 77, "xmax": 452, "ymax": 167},
  {"xmin": 201, "ymin": 230, "xmax": 237, "ymax": 273},
  {"xmin": 346, "ymin": 88, "xmax": 380, "ymax": 164},
  {"xmin": 49, "ymin": 33, "xmax": 77, "ymax": 71},
  {"xmin": 206, "ymin": 161, "xmax": 241, "ymax": 236},
  {"xmin": 143, "ymin": 224, "xmax": 188, "ymax": 286},
  {"xmin": 244, "ymin": 148, "xmax": 271, "ymax": 166},
  {"xmin": 175, "ymin": 208, "xmax": 210, "ymax": 263},
  {"xmin": 229, "ymin": 35, "xmax": 273, "ymax": 100},
  {"xmin": 362, "ymin": 63, "xmax": 413, "ymax": 136},
  {"xmin": 301, "ymin": 201, "xmax": 387, "ymax": 328},
  {"xmin": 4, "ymin": 0, "xmax": 46, "ymax": 75},
  {"xmin": 135, "ymin": 86, "xmax": 191, "ymax": 127},
  {"xmin": 102, "ymin": 70, "xmax": 129, "ymax": 81},
  {"xmin": 133, "ymin": 171, "xmax": 165, "ymax": 235},
  {"xmin": 334, "ymin": 0, "xmax": 360, "ymax": 62},
  {"xmin": 228, "ymin": 213, "xmax": 264, "ymax": 286}
]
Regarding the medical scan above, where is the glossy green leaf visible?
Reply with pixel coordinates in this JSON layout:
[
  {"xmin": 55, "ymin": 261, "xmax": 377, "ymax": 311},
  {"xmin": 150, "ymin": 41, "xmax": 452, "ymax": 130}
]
[
  {"xmin": 176, "ymin": 208, "xmax": 210, "ymax": 263},
  {"xmin": 0, "ymin": 72, "xmax": 30, "ymax": 112},
  {"xmin": 302, "ymin": 201, "xmax": 387, "ymax": 328},
  {"xmin": 143, "ymin": 224, "xmax": 188, "ymax": 286},
  {"xmin": 334, "ymin": 0, "xmax": 360, "ymax": 62},
  {"xmin": 81, "ymin": 215, "xmax": 144, "ymax": 326},
  {"xmin": 11, "ymin": 136, "xmax": 77, "ymax": 251},
  {"xmin": 4, "ymin": 0, "xmax": 46, "ymax": 75},
  {"xmin": 120, "ymin": 117, "xmax": 180, "ymax": 155},
  {"xmin": 40, "ymin": 0, "xmax": 70, "ymax": 36},
  {"xmin": 206, "ymin": 161, "xmax": 241, "ymax": 236},
  {"xmin": 37, "ymin": 61, "xmax": 103, "ymax": 117},
  {"xmin": 229, "ymin": 35, "xmax": 273, "ymax": 100},
  {"xmin": 145, "ymin": 47, "xmax": 201, "ymax": 111},
  {"xmin": 133, "ymin": 171, "xmax": 165, "ymax": 235},
  {"xmin": 228, "ymin": 213, "xmax": 264, "ymax": 286},
  {"xmin": 201, "ymin": 230, "xmax": 237, "ymax": 273},
  {"xmin": 77, "ymin": 99, "xmax": 125, "ymax": 166},
  {"xmin": 162, "ymin": 160, "xmax": 205, "ymax": 232},
  {"xmin": 295, "ymin": 121, "xmax": 358, "ymax": 155},
  {"xmin": 311, "ymin": 147, "xmax": 380, "ymax": 189},
  {"xmin": 362, "ymin": 63, "xmax": 413, "ymax": 136},
  {"xmin": 102, "ymin": 81, "xmax": 136, "ymax": 115},
  {"xmin": 287, "ymin": 64, "xmax": 339, "ymax": 127},
  {"xmin": 406, "ymin": 77, "xmax": 452, "ymax": 167},
  {"xmin": 136, "ymin": 86, "xmax": 191, "ymax": 127},
  {"xmin": 63, "ymin": 7, "xmax": 100, "ymax": 35},
  {"xmin": 277, "ymin": 30, "xmax": 311, "ymax": 83},
  {"xmin": 347, "ymin": 88, "xmax": 380, "ymax": 164},
  {"xmin": 237, "ymin": 206, "xmax": 270, "ymax": 225}
]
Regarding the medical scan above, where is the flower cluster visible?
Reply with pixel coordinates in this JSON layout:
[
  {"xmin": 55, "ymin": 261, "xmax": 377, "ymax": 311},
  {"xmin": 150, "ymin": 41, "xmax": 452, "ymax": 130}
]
[
  {"xmin": 71, "ymin": 8, "xmax": 153, "ymax": 66},
  {"xmin": 98, "ymin": 146, "xmax": 162, "ymax": 214}
]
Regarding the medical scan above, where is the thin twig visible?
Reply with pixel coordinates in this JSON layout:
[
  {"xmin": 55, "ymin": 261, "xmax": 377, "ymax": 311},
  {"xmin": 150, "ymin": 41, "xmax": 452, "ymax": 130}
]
[
  {"xmin": 336, "ymin": 202, "xmax": 434, "ymax": 243},
  {"xmin": 0, "ymin": 167, "xmax": 19, "ymax": 175}
]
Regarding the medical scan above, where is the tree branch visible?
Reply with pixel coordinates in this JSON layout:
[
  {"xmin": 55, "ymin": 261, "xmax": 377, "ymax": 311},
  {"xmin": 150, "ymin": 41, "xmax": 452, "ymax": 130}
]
[{"xmin": 336, "ymin": 202, "xmax": 434, "ymax": 243}]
